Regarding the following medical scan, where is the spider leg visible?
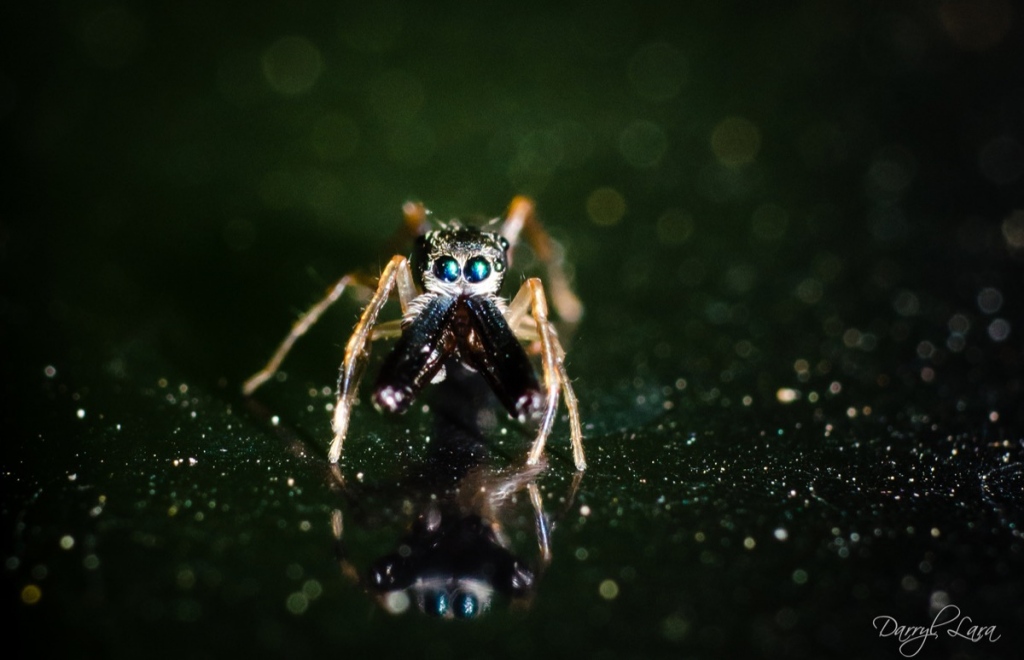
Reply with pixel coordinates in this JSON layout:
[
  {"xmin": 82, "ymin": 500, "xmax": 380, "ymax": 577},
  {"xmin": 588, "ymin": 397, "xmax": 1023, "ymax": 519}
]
[
  {"xmin": 507, "ymin": 278, "xmax": 586, "ymax": 471},
  {"xmin": 528, "ymin": 482, "xmax": 553, "ymax": 565},
  {"xmin": 500, "ymin": 196, "xmax": 583, "ymax": 324},
  {"xmin": 370, "ymin": 319, "xmax": 404, "ymax": 340},
  {"xmin": 243, "ymin": 273, "xmax": 377, "ymax": 396},
  {"xmin": 246, "ymin": 200, "xmax": 431, "ymax": 398},
  {"xmin": 381, "ymin": 200, "xmax": 432, "ymax": 257},
  {"xmin": 331, "ymin": 509, "xmax": 361, "ymax": 584},
  {"xmin": 330, "ymin": 255, "xmax": 417, "ymax": 463}
]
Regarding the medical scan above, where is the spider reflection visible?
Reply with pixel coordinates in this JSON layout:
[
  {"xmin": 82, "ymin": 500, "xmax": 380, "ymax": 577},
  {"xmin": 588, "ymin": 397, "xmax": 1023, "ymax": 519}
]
[{"xmin": 329, "ymin": 365, "xmax": 580, "ymax": 619}]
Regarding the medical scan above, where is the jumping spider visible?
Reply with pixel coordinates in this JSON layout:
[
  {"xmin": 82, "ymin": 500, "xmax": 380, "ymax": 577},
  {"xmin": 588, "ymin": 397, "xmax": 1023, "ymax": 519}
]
[{"xmin": 243, "ymin": 197, "xmax": 586, "ymax": 470}]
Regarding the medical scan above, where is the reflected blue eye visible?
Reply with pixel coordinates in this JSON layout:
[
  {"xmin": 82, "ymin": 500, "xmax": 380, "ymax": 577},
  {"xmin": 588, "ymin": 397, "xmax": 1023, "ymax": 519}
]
[
  {"xmin": 433, "ymin": 256, "xmax": 460, "ymax": 283},
  {"xmin": 453, "ymin": 592, "xmax": 479, "ymax": 618},
  {"xmin": 427, "ymin": 591, "xmax": 450, "ymax": 617},
  {"xmin": 464, "ymin": 256, "xmax": 491, "ymax": 283}
]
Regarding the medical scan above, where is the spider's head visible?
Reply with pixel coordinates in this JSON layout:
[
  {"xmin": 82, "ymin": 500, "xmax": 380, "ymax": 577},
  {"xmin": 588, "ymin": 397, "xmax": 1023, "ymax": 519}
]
[{"xmin": 412, "ymin": 224, "xmax": 510, "ymax": 297}]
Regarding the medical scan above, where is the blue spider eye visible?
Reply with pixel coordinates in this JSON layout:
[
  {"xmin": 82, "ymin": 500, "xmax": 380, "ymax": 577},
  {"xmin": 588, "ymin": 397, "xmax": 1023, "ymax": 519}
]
[
  {"xmin": 433, "ymin": 256, "xmax": 460, "ymax": 283},
  {"xmin": 426, "ymin": 591, "xmax": 450, "ymax": 617},
  {"xmin": 464, "ymin": 256, "xmax": 491, "ymax": 283},
  {"xmin": 453, "ymin": 592, "xmax": 479, "ymax": 619}
]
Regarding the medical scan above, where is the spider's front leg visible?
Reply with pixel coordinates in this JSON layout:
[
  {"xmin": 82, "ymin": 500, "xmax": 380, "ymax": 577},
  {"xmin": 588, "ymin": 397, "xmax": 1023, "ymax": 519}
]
[
  {"xmin": 244, "ymin": 201, "xmax": 428, "ymax": 399},
  {"xmin": 505, "ymin": 278, "xmax": 586, "ymax": 471},
  {"xmin": 501, "ymin": 196, "xmax": 583, "ymax": 325},
  {"xmin": 243, "ymin": 272, "xmax": 379, "ymax": 396},
  {"xmin": 330, "ymin": 255, "xmax": 417, "ymax": 463}
]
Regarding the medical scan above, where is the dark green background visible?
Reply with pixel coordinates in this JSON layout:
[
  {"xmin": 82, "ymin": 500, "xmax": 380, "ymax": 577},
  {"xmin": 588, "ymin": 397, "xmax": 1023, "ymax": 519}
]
[{"xmin": 4, "ymin": 1, "xmax": 1023, "ymax": 658}]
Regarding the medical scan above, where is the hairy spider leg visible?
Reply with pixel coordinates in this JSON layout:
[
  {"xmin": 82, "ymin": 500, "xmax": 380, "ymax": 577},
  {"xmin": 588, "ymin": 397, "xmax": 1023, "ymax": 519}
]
[
  {"xmin": 528, "ymin": 482, "xmax": 553, "ymax": 565},
  {"xmin": 243, "ymin": 272, "xmax": 378, "ymax": 396},
  {"xmin": 330, "ymin": 255, "xmax": 418, "ymax": 463},
  {"xmin": 500, "ymin": 196, "xmax": 583, "ymax": 324},
  {"xmin": 244, "ymin": 202, "xmax": 431, "ymax": 398},
  {"xmin": 506, "ymin": 278, "xmax": 586, "ymax": 471}
]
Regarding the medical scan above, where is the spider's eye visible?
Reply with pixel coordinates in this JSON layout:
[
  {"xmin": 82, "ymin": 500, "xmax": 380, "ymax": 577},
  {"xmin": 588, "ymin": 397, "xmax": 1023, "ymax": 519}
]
[
  {"xmin": 426, "ymin": 591, "xmax": 450, "ymax": 617},
  {"xmin": 433, "ymin": 256, "xmax": 460, "ymax": 283},
  {"xmin": 464, "ymin": 256, "xmax": 491, "ymax": 283},
  {"xmin": 453, "ymin": 592, "xmax": 479, "ymax": 619}
]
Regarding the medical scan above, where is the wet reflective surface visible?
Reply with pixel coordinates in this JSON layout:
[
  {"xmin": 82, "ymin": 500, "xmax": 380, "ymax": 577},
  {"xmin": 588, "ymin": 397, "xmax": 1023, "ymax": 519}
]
[
  {"xmin": 328, "ymin": 368, "xmax": 574, "ymax": 620},
  {"xmin": 5, "ymin": 2, "xmax": 1024, "ymax": 658}
]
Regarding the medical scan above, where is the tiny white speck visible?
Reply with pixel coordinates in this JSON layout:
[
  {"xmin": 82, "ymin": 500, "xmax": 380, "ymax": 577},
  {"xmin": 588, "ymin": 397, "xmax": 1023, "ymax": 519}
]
[
  {"xmin": 76, "ymin": 409, "xmax": 86, "ymax": 419},
  {"xmin": 271, "ymin": 415, "xmax": 280, "ymax": 426},
  {"xmin": 580, "ymin": 505, "xmax": 591, "ymax": 517},
  {"xmin": 44, "ymin": 365, "xmax": 57, "ymax": 378}
]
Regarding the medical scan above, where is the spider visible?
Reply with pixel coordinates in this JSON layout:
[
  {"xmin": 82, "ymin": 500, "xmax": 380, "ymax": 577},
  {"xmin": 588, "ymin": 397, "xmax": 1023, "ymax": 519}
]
[{"xmin": 243, "ymin": 197, "xmax": 586, "ymax": 471}]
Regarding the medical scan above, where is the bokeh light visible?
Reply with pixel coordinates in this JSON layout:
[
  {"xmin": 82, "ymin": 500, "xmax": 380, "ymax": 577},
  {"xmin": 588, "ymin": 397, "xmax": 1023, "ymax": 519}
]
[
  {"xmin": 262, "ymin": 36, "xmax": 323, "ymax": 95},
  {"xmin": 710, "ymin": 117, "xmax": 761, "ymax": 167},
  {"xmin": 586, "ymin": 188, "xmax": 627, "ymax": 226},
  {"xmin": 1001, "ymin": 210, "xmax": 1024, "ymax": 249}
]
